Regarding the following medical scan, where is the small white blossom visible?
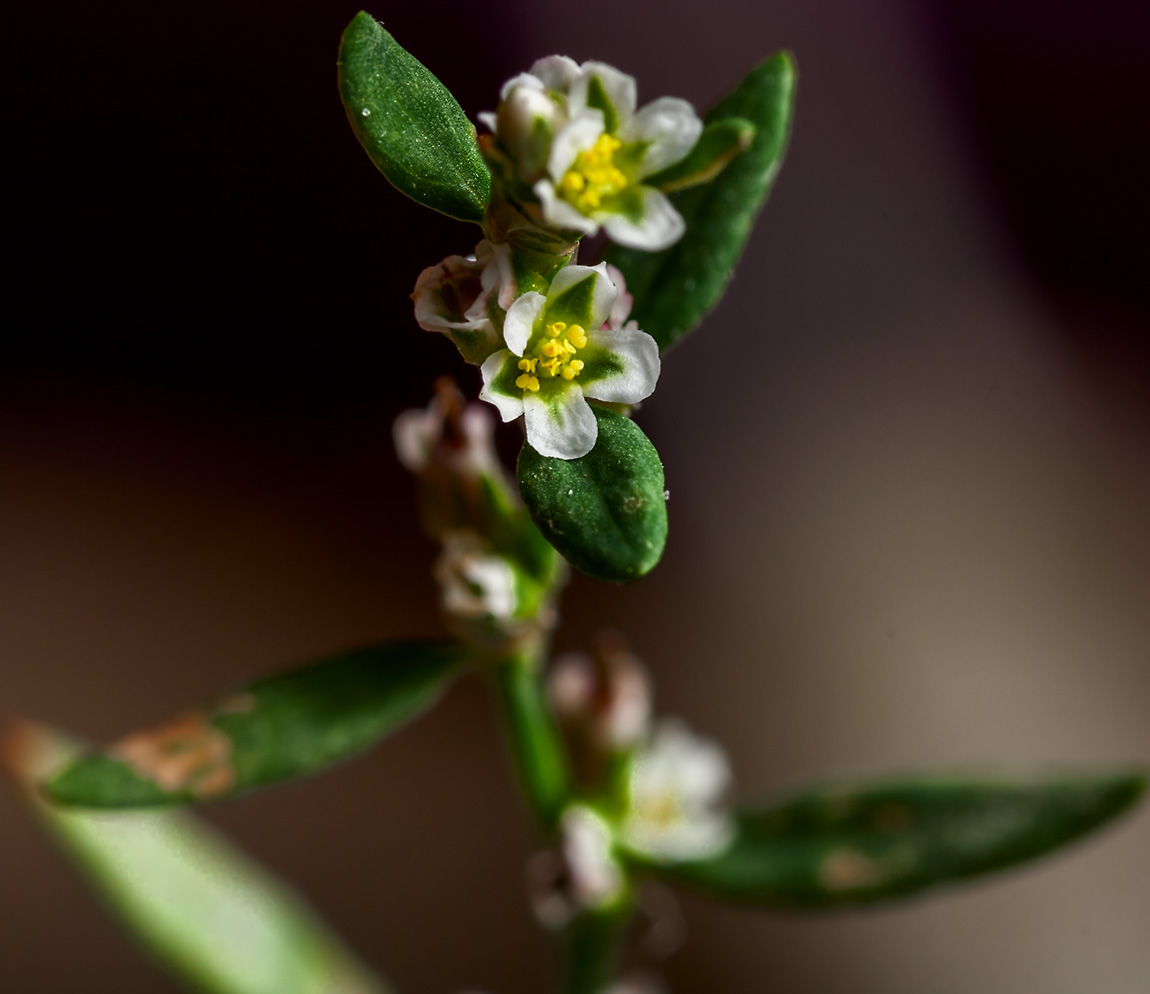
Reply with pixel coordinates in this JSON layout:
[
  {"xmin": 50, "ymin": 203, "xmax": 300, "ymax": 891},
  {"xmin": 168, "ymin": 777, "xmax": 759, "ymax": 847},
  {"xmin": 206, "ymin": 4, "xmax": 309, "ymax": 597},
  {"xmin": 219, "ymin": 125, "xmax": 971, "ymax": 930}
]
[
  {"xmin": 621, "ymin": 720, "xmax": 733, "ymax": 861},
  {"xmin": 412, "ymin": 239, "xmax": 513, "ymax": 364},
  {"xmin": 549, "ymin": 645, "xmax": 651, "ymax": 752},
  {"xmin": 433, "ymin": 530, "xmax": 517, "ymax": 621},
  {"xmin": 479, "ymin": 263, "xmax": 659, "ymax": 460},
  {"xmin": 528, "ymin": 804, "xmax": 624, "ymax": 930},
  {"xmin": 483, "ymin": 59, "xmax": 703, "ymax": 251},
  {"xmin": 393, "ymin": 387, "xmax": 498, "ymax": 479}
]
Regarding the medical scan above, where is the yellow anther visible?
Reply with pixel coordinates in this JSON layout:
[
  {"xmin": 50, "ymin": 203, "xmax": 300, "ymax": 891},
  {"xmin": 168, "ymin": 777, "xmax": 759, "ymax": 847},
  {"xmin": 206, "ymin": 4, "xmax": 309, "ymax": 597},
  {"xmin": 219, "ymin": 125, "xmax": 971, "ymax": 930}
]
[
  {"xmin": 561, "ymin": 367, "xmax": 577, "ymax": 380},
  {"xmin": 518, "ymin": 357, "xmax": 538, "ymax": 373},
  {"xmin": 540, "ymin": 340, "xmax": 561, "ymax": 358},
  {"xmin": 547, "ymin": 321, "xmax": 566, "ymax": 336},
  {"xmin": 542, "ymin": 358, "xmax": 561, "ymax": 376},
  {"xmin": 567, "ymin": 325, "xmax": 587, "ymax": 348},
  {"xmin": 563, "ymin": 340, "xmax": 577, "ymax": 354},
  {"xmin": 558, "ymin": 133, "xmax": 629, "ymax": 215},
  {"xmin": 515, "ymin": 373, "xmax": 540, "ymax": 392},
  {"xmin": 569, "ymin": 359, "xmax": 584, "ymax": 372}
]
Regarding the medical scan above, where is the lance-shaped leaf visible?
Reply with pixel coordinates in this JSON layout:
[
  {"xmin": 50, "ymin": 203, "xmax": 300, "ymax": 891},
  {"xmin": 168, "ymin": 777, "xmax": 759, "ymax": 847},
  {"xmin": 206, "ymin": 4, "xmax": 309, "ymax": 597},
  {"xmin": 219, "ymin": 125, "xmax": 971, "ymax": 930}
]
[
  {"xmin": 645, "ymin": 118, "xmax": 756, "ymax": 193},
  {"xmin": 636, "ymin": 770, "xmax": 1146, "ymax": 909},
  {"xmin": 7, "ymin": 723, "xmax": 389, "ymax": 994},
  {"xmin": 47, "ymin": 640, "xmax": 465, "ymax": 808},
  {"xmin": 605, "ymin": 52, "xmax": 796, "ymax": 352},
  {"xmin": 338, "ymin": 11, "xmax": 491, "ymax": 223},
  {"xmin": 517, "ymin": 406, "xmax": 667, "ymax": 584}
]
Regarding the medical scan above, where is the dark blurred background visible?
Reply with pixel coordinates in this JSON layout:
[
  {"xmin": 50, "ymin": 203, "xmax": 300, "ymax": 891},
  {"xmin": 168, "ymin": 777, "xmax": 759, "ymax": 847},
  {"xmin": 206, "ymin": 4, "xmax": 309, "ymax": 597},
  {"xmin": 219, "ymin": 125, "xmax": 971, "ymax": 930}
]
[{"xmin": 2, "ymin": 0, "xmax": 1148, "ymax": 991}]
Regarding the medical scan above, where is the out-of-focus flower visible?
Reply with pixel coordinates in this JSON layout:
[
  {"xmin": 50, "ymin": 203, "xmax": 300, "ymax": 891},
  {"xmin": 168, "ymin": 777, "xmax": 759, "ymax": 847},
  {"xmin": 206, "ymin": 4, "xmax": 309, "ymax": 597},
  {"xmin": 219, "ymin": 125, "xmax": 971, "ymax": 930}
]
[
  {"xmin": 528, "ymin": 804, "xmax": 624, "ymax": 929},
  {"xmin": 393, "ymin": 379, "xmax": 499, "ymax": 480},
  {"xmin": 481, "ymin": 58, "xmax": 702, "ymax": 251},
  {"xmin": 549, "ymin": 635, "xmax": 651, "ymax": 753},
  {"xmin": 433, "ymin": 530, "xmax": 518, "ymax": 622},
  {"xmin": 479, "ymin": 263, "xmax": 659, "ymax": 459},
  {"xmin": 621, "ymin": 720, "xmax": 733, "ymax": 861},
  {"xmin": 601, "ymin": 971, "xmax": 668, "ymax": 994},
  {"xmin": 412, "ymin": 240, "xmax": 513, "ymax": 363}
]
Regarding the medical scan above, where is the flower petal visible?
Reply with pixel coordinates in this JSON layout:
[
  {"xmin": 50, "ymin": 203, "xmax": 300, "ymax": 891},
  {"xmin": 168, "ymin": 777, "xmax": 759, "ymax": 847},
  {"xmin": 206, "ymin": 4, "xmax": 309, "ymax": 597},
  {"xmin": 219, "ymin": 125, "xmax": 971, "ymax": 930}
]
[
  {"xmin": 534, "ymin": 180, "xmax": 600, "ymax": 236},
  {"xmin": 619, "ymin": 97, "xmax": 704, "ymax": 179},
  {"xmin": 523, "ymin": 388, "xmax": 598, "ymax": 460},
  {"xmin": 570, "ymin": 62, "xmax": 637, "ymax": 131},
  {"xmin": 547, "ymin": 109, "xmax": 605, "ymax": 181},
  {"xmin": 529, "ymin": 55, "xmax": 581, "ymax": 94},
  {"xmin": 499, "ymin": 71, "xmax": 545, "ymax": 102},
  {"xmin": 547, "ymin": 262, "xmax": 618, "ymax": 332},
  {"xmin": 581, "ymin": 327, "xmax": 661, "ymax": 405},
  {"xmin": 602, "ymin": 186, "xmax": 686, "ymax": 251},
  {"xmin": 503, "ymin": 291, "xmax": 546, "ymax": 356},
  {"xmin": 604, "ymin": 264, "xmax": 632, "ymax": 329},
  {"xmin": 479, "ymin": 350, "xmax": 525, "ymax": 422}
]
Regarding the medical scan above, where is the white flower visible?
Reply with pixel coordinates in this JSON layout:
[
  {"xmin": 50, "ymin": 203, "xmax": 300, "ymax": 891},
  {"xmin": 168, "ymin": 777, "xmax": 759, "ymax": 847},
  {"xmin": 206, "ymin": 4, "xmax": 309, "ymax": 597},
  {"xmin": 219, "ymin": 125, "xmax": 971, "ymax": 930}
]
[
  {"xmin": 621, "ymin": 720, "xmax": 733, "ymax": 861},
  {"xmin": 393, "ymin": 386, "xmax": 498, "ymax": 479},
  {"xmin": 412, "ymin": 239, "xmax": 513, "ymax": 364},
  {"xmin": 549, "ymin": 645, "xmax": 651, "ymax": 751},
  {"xmin": 478, "ymin": 263, "xmax": 660, "ymax": 460},
  {"xmin": 483, "ymin": 58, "xmax": 703, "ymax": 251},
  {"xmin": 433, "ymin": 530, "xmax": 517, "ymax": 621},
  {"xmin": 528, "ymin": 804, "xmax": 625, "ymax": 929}
]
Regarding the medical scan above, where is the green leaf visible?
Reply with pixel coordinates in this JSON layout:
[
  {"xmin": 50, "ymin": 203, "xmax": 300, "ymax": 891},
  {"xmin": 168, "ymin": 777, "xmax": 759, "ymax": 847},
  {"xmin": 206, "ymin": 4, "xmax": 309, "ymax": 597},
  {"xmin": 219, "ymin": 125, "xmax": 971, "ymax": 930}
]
[
  {"xmin": 517, "ymin": 406, "xmax": 667, "ymax": 583},
  {"xmin": 7, "ymin": 724, "xmax": 389, "ymax": 994},
  {"xmin": 645, "ymin": 118, "xmax": 757, "ymax": 193},
  {"xmin": 338, "ymin": 11, "xmax": 490, "ymax": 223},
  {"xmin": 638, "ymin": 770, "xmax": 1147, "ymax": 909},
  {"xmin": 47, "ymin": 640, "xmax": 465, "ymax": 808},
  {"xmin": 605, "ymin": 52, "xmax": 796, "ymax": 352}
]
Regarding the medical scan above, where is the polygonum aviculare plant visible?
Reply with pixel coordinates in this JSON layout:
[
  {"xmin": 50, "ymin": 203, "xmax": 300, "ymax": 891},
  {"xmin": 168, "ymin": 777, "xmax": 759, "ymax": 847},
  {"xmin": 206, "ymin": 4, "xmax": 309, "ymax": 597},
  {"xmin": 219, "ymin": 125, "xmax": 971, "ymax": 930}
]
[{"xmin": 8, "ymin": 13, "xmax": 1144, "ymax": 994}]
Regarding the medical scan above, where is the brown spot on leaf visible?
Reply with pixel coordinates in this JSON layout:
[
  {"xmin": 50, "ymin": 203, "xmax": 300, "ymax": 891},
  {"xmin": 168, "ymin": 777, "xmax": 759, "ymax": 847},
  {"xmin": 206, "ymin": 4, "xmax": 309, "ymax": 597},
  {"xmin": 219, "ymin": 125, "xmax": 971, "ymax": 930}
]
[
  {"xmin": 818, "ymin": 847, "xmax": 885, "ymax": 892},
  {"xmin": 109, "ymin": 709, "xmax": 236, "ymax": 799}
]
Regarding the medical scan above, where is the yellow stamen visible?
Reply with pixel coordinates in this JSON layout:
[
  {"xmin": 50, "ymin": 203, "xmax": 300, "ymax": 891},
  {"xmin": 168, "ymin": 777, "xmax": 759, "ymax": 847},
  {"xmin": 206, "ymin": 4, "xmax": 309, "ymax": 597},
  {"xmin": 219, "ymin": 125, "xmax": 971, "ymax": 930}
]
[
  {"xmin": 567, "ymin": 324, "xmax": 588, "ymax": 348},
  {"xmin": 517, "ymin": 357, "xmax": 538, "ymax": 373},
  {"xmin": 557, "ymin": 133, "xmax": 629, "ymax": 215},
  {"xmin": 547, "ymin": 321, "xmax": 566, "ymax": 337},
  {"xmin": 568, "ymin": 359, "xmax": 584, "ymax": 372},
  {"xmin": 515, "ymin": 374, "xmax": 540, "ymax": 392},
  {"xmin": 561, "ymin": 367, "xmax": 576, "ymax": 380},
  {"xmin": 540, "ymin": 341, "xmax": 561, "ymax": 358}
]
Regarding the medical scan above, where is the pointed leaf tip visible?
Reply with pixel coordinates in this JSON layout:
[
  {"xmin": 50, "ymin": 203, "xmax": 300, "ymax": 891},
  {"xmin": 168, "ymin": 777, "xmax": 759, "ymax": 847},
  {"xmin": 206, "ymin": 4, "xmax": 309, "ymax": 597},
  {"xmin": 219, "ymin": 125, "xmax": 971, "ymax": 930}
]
[
  {"xmin": 45, "ymin": 640, "xmax": 465, "ymax": 809},
  {"xmin": 338, "ymin": 12, "xmax": 490, "ymax": 222},
  {"xmin": 640, "ymin": 768, "xmax": 1147, "ymax": 909},
  {"xmin": 605, "ymin": 50, "xmax": 797, "ymax": 351}
]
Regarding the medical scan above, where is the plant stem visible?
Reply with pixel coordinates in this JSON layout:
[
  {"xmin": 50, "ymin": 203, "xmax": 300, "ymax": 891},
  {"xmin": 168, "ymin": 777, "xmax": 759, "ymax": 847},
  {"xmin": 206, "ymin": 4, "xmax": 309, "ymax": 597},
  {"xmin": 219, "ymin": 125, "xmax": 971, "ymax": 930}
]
[
  {"xmin": 560, "ymin": 900, "xmax": 635, "ymax": 994},
  {"xmin": 493, "ymin": 646, "xmax": 571, "ymax": 831}
]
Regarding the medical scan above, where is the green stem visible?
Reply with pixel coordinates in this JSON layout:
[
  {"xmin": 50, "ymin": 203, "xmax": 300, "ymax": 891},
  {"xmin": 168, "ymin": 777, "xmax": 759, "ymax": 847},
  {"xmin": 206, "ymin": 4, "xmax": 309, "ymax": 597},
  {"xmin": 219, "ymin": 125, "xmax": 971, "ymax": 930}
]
[
  {"xmin": 560, "ymin": 900, "xmax": 634, "ymax": 994},
  {"xmin": 493, "ymin": 647, "xmax": 571, "ymax": 831}
]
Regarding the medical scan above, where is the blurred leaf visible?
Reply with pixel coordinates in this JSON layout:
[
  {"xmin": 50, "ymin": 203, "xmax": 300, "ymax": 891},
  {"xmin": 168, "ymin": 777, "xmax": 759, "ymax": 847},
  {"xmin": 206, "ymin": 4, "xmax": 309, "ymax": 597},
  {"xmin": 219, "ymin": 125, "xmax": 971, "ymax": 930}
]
[
  {"xmin": 605, "ymin": 52, "xmax": 796, "ymax": 351},
  {"xmin": 639, "ymin": 770, "xmax": 1147, "ymax": 908},
  {"xmin": 7, "ymin": 723, "xmax": 389, "ymax": 994},
  {"xmin": 645, "ymin": 118, "xmax": 756, "ymax": 193},
  {"xmin": 48, "ymin": 640, "xmax": 465, "ymax": 808},
  {"xmin": 517, "ymin": 406, "xmax": 667, "ymax": 583},
  {"xmin": 338, "ymin": 11, "xmax": 490, "ymax": 223}
]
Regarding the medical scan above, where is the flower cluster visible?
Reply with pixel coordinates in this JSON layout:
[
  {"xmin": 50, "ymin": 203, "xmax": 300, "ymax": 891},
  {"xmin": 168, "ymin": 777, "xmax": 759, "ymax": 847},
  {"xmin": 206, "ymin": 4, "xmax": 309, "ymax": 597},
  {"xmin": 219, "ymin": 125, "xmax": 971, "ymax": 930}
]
[
  {"xmin": 480, "ymin": 58, "xmax": 703, "ymax": 251},
  {"xmin": 409, "ymin": 58, "xmax": 702, "ymax": 461},
  {"xmin": 393, "ymin": 382, "xmax": 565, "ymax": 641},
  {"xmin": 526, "ymin": 648, "xmax": 733, "ymax": 931}
]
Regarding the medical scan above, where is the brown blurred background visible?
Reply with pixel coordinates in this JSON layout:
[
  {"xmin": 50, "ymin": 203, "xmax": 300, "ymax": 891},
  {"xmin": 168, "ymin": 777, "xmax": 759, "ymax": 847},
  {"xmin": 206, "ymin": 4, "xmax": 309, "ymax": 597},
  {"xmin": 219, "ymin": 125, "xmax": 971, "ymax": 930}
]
[{"xmin": 3, "ymin": 0, "xmax": 1148, "ymax": 991}]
